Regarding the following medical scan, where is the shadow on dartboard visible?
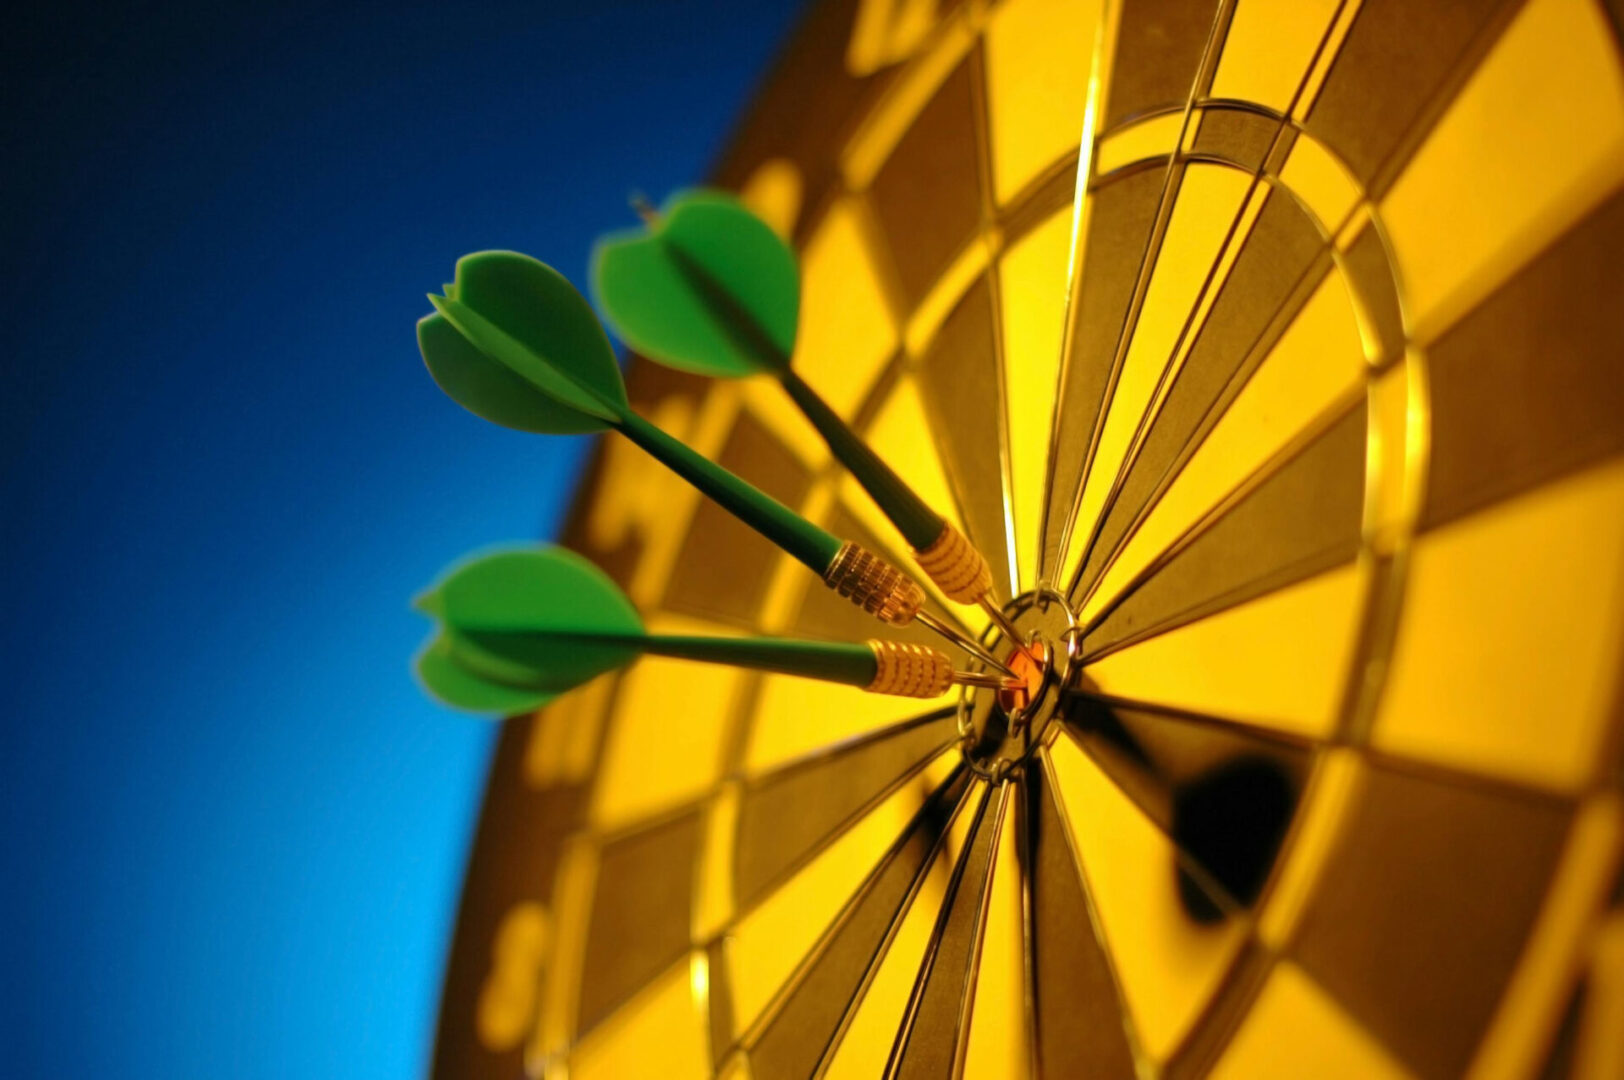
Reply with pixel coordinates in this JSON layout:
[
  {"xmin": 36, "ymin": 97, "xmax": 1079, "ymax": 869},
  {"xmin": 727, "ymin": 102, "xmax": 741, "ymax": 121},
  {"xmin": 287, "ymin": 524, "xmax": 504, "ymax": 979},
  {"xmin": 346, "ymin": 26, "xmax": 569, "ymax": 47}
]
[{"xmin": 1063, "ymin": 684, "xmax": 1301, "ymax": 924}]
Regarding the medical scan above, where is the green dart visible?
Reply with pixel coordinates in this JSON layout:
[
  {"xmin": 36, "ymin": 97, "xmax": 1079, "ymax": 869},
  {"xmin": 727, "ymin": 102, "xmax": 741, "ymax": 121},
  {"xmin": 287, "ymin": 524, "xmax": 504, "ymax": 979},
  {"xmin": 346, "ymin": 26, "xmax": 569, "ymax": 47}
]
[
  {"xmin": 419, "ymin": 248, "xmax": 941, "ymax": 635},
  {"xmin": 411, "ymin": 546, "xmax": 1015, "ymax": 717},
  {"xmin": 591, "ymin": 189, "xmax": 1029, "ymax": 656}
]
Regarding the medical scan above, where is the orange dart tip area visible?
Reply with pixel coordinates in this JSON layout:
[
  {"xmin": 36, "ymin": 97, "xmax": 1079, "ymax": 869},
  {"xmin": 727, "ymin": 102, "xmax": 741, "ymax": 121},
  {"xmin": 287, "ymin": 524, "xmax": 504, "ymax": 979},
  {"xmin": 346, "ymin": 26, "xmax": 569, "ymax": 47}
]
[{"xmin": 997, "ymin": 638, "xmax": 1049, "ymax": 714}]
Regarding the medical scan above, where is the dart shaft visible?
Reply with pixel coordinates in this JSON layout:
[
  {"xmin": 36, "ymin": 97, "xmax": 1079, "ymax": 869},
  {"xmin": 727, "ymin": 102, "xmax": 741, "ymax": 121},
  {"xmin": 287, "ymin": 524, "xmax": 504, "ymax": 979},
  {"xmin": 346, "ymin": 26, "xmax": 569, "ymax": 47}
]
[
  {"xmin": 779, "ymin": 369, "xmax": 944, "ymax": 550},
  {"xmin": 639, "ymin": 633, "xmax": 877, "ymax": 686},
  {"xmin": 616, "ymin": 408, "xmax": 842, "ymax": 571}
]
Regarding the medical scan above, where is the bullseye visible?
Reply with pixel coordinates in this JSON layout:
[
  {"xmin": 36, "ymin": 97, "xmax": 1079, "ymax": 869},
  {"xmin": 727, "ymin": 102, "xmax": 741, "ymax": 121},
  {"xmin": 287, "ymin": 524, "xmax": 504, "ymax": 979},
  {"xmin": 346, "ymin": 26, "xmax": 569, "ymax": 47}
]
[{"xmin": 997, "ymin": 638, "xmax": 1050, "ymax": 715}]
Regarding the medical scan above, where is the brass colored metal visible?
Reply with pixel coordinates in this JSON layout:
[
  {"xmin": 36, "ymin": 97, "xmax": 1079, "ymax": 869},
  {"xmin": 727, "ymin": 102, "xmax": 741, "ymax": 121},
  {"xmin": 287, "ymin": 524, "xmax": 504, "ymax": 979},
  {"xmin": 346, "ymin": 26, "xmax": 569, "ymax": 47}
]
[
  {"xmin": 866, "ymin": 640, "xmax": 954, "ymax": 697},
  {"xmin": 822, "ymin": 541, "xmax": 926, "ymax": 625},
  {"xmin": 912, "ymin": 521, "xmax": 994, "ymax": 604}
]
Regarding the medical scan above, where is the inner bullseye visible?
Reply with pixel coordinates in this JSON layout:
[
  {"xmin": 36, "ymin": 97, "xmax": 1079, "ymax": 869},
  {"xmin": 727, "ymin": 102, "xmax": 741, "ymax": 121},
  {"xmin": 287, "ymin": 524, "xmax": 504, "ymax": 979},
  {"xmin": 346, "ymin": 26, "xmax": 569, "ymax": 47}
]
[{"xmin": 997, "ymin": 638, "xmax": 1050, "ymax": 715}]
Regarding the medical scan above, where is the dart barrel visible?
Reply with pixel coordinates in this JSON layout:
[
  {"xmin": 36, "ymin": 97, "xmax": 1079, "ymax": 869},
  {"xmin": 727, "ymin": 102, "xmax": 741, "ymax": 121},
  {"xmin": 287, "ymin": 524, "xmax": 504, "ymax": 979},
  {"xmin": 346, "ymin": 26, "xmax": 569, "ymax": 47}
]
[
  {"xmin": 821, "ymin": 541, "xmax": 924, "ymax": 625},
  {"xmin": 864, "ymin": 639, "xmax": 953, "ymax": 697},
  {"xmin": 912, "ymin": 521, "xmax": 993, "ymax": 604}
]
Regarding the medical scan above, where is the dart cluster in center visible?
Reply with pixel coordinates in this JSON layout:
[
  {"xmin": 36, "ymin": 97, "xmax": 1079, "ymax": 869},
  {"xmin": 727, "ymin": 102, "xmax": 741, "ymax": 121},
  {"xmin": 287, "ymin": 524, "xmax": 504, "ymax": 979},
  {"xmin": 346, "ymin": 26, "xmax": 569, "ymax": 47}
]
[{"xmin": 414, "ymin": 190, "xmax": 1028, "ymax": 717}]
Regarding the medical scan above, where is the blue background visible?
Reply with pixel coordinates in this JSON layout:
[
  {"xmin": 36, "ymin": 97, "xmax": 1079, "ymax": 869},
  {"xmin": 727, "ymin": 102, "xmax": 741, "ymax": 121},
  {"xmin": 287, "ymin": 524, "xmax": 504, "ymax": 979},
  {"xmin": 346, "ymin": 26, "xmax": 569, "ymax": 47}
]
[{"xmin": 1, "ymin": 2, "xmax": 802, "ymax": 1075}]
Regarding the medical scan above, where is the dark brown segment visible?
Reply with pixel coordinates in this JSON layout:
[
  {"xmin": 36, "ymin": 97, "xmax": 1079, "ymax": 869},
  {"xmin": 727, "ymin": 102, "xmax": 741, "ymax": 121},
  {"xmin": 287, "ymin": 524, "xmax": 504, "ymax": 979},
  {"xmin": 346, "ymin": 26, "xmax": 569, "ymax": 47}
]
[
  {"xmin": 432, "ymin": 714, "xmax": 591, "ymax": 1080},
  {"xmin": 1072, "ymin": 187, "xmax": 1330, "ymax": 599},
  {"xmin": 1341, "ymin": 223, "xmax": 1406, "ymax": 365},
  {"xmin": 1044, "ymin": 166, "xmax": 1169, "ymax": 575},
  {"xmin": 576, "ymin": 809, "xmax": 703, "ymax": 1034},
  {"xmin": 664, "ymin": 411, "xmax": 813, "ymax": 626},
  {"xmin": 709, "ymin": 937, "xmax": 736, "ymax": 1067},
  {"xmin": 734, "ymin": 709, "xmax": 959, "ymax": 908},
  {"xmin": 914, "ymin": 276, "xmax": 1015, "ymax": 593},
  {"xmin": 1087, "ymin": 397, "xmax": 1365, "ymax": 657},
  {"xmin": 1191, "ymin": 106, "xmax": 1282, "ymax": 172},
  {"xmin": 748, "ymin": 768, "xmax": 974, "ymax": 1080},
  {"xmin": 1106, "ymin": 0, "xmax": 1226, "ymax": 129},
  {"xmin": 1422, "ymin": 187, "xmax": 1624, "ymax": 532},
  {"xmin": 1293, "ymin": 763, "xmax": 1573, "ymax": 1079},
  {"xmin": 868, "ymin": 57, "xmax": 983, "ymax": 313},
  {"xmin": 1305, "ymin": 0, "xmax": 1516, "ymax": 193},
  {"xmin": 892, "ymin": 784, "xmax": 1001, "ymax": 1080},
  {"xmin": 1026, "ymin": 761, "xmax": 1139, "ymax": 1078}
]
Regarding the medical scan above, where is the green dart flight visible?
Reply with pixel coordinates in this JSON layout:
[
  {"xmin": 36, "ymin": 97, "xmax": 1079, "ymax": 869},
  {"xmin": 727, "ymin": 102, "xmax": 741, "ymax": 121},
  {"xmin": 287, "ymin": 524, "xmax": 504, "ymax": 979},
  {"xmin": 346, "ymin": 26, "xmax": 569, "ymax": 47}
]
[
  {"xmin": 412, "ymin": 545, "xmax": 1011, "ymax": 717},
  {"xmin": 418, "ymin": 249, "xmax": 931, "ymax": 630},
  {"xmin": 591, "ymin": 190, "xmax": 1028, "ymax": 652}
]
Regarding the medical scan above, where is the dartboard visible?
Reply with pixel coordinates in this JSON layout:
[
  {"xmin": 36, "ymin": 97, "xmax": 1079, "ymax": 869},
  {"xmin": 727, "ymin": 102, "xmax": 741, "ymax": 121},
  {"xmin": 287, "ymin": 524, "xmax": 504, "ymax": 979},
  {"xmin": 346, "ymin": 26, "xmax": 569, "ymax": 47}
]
[{"xmin": 431, "ymin": 0, "xmax": 1624, "ymax": 1077}]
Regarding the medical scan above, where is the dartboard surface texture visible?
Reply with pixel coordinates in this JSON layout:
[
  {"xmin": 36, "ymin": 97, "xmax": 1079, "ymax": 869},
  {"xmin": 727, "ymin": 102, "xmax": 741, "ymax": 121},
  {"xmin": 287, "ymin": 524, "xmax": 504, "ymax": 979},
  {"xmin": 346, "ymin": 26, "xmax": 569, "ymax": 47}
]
[{"xmin": 431, "ymin": 1, "xmax": 1624, "ymax": 1077}]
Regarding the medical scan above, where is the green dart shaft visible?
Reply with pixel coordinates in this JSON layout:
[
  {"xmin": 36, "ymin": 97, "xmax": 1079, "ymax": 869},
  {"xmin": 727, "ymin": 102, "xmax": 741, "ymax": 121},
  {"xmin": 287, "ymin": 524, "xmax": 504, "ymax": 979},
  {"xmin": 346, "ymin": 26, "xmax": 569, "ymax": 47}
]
[
  {"xmin": 614, "ymin": 406, "xmax": 841, "ymax": 572},
  {"xmin": 460, "ymin": 628, "xmax": 1010, "ymax": 698},
  {"xmin": 639, "ymin": 633, "xmax": 876, "ymax": 686},
  {"xmin": 660, "ymin": 242, "xmax": 945, "ymax": 551},
  {"xmin": 779, "ymin": 368, "xmax": 943, "ymax": 550}
]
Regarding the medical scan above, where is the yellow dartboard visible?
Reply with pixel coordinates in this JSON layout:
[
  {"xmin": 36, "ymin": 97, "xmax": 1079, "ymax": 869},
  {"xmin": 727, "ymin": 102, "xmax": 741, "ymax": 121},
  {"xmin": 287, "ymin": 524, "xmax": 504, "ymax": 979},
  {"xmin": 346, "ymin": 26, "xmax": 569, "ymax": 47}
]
[{"xmin": 432, "ymin": 1, "xmax": 1624, "ymax": 1077}]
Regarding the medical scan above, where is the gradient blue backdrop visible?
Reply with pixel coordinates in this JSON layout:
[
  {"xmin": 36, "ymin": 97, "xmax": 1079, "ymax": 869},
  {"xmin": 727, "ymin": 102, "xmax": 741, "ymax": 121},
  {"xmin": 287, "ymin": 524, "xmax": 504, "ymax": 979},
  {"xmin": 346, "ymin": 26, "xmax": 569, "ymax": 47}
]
[{"xmin": 1, "ymin": 2, "xmax": 803, "ymax": 1075}]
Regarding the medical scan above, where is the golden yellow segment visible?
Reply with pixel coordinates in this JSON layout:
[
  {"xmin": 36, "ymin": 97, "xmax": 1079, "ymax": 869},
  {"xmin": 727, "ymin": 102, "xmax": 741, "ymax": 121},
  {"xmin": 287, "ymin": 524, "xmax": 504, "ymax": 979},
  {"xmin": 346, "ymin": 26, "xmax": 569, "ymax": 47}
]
[
  {"xmin": 1095, "ymin": 111, "xmax": 1184, "ymax": 175},
  {"xmin": 983, "ymin": 0, "xmax": 1102, "ymax": 204},
  {"xmin": 1380, "ymin": 0, "xmax": 1624, "ymax": 345},
  {"xmin": 842, "ymin": 374, "xmax": 967, "ymax": 550},
  {"xmin": 1209, "ymin": 961, "xmax": 1417, "ymax": 1079},
  {"xmin": 1082, "ymin": 271, "xmax": 1366, "ymax": 624},
  {"xmin": 568, "ymin": 958, "xmax": 710, "ymax": 1080},
  {"xmin": 903, "ymin": 235, "xmax": 994, "ymax": 358},
  {"xmin": 797, "ymin": 198, "xmax": 900, "ymax": 418},
  {"xmin": 693, "ymin": 783, "xmax": 742, "ymax": 941},
  {"xmin": 1209, "ymin": 0, "xmax": 1341, "ymax": 113},
  {"xmin": 1469, "ymin": 794, "xmax": 1623, "ymax": 1080},
  {"xmin": 1000, "ymin": 209, "xmax": 1074, "ymax": 588},
  {"xmin": 590, "ymin": 614, "xmax": 743, "ymax": 830},
  {"xmin": 843, "ymin": 12, "xmax": 977, "ymax": 186},
  {"xmin": 726, "ymin": 770, "xmax": 936, "ymax": 1036},
  {"xmin": 823, "ymin": 782, "xmax": 981, "ymax": 1079},
  {"xmin": 1257, "ymin": 748, "xmax": 1365, "ymax": 950},
  {"xmin": 1084, "ymin": 562, "xmax": 1366, "ymax": 738},
  {"xmin": 745, "ymin": 670, "xmax": 951, "ymax": 777},
  {"xmin": 1373, "ymin": 458, "xmax": 1624, "ymax": 793},
  {"xmin": 1279, "ymin": 131, "xmax": 1364, "ymax": 235},
  {"xmin": 1066, "ymin": 164, "xmax": 1254, "ymax": 581},
  {"xmin": 738, "ymin": 157, "xmax": 803, "ymax": 241},
  {"xmin": 1046, "ymin": 736, "xmax": 1248, "ymax": 1064},
  {"xmin": 961, "ymin": 785, "xmax": 1030, "ymax": 1079}
]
